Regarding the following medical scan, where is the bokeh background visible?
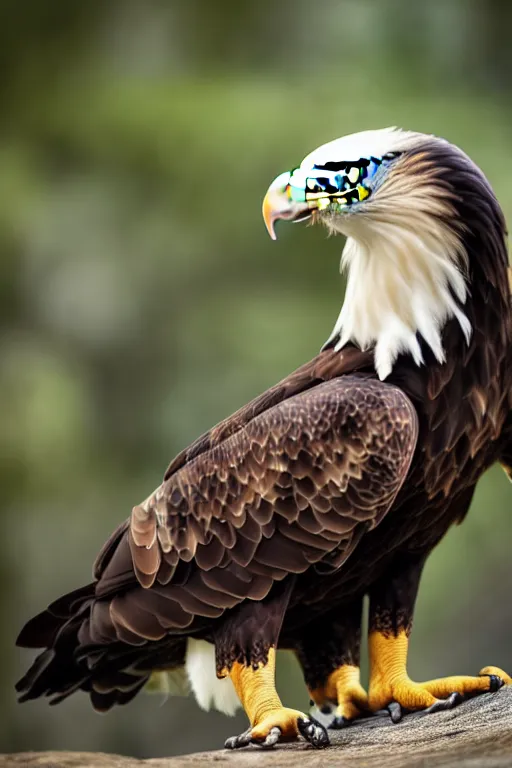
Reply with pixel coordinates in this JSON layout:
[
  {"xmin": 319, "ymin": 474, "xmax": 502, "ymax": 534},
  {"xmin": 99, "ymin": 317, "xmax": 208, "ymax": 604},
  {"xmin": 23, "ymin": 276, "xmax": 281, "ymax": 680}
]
[{"xmin": 3, "ymin": 0, "xmax": 512, "ymax": 758}]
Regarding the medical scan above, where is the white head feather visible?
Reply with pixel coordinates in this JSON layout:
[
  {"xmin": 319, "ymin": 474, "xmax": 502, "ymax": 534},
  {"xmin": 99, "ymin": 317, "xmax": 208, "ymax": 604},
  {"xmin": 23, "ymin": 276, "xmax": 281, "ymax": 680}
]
[{"xmin": 310, "ymin": 128, "xmax": 471, "ymax": 379}]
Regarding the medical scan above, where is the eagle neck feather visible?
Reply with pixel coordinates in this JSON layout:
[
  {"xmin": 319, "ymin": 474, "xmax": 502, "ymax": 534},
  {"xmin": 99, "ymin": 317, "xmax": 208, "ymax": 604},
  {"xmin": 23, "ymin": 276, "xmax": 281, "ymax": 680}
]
[
  {"xmin": 326, "ymin": 222, "xmax": 471, "ymax": 381},
  {"xmin": 322, "ymin": 138, "xmax": 512, "ymax": 381}
]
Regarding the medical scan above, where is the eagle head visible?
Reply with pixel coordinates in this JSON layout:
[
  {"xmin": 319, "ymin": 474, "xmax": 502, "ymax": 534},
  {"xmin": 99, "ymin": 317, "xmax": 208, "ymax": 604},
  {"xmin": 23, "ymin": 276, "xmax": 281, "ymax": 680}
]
[{"xmin": 263, "ymin": 127, "xmax": 507, "ymax": 380}]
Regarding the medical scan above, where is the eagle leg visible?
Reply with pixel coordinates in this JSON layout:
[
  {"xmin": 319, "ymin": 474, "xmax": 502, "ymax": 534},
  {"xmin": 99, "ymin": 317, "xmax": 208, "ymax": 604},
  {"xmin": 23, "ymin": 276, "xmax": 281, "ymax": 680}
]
[
  {"xmin": 217, "ymin": 579, "xmax": 328, "ymax": 749},
  {"xmin": 295, "ymin": 600, "xmax": 369, "ymax": 727},
  {"xmin": 367, "ymin": 630, "xmax": 504, "ymax": 720},
  {"xmin": 368, "ymin": 555, "xmax": 505, "ymax": 721},
  {"xmin": 224, "ymin": 647, "xmax": 328, "ymax": 749}
]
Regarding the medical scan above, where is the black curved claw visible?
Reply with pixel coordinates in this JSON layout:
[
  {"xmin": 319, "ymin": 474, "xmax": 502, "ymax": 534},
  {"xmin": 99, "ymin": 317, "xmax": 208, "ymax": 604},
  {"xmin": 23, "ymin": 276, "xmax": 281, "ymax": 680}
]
[
  {"xmin": 387, "ymin": 701, "xmax": 403, "ymax": 723},
  {"xmin": 297, "ymin": 716, "xmax": 330, "ymax": 748},
  {"xmin": 328, "ymin": 714, "xmax": 352, "ymax": 729},
  {"xmin": 423, "ymin": 691, "xmax": 463, "ymax": 715},
  {"xmin": 481, "ymin": 674, "xmax": 504, "ymax": 693},
  {"xmin": 225, "ymin": 725, "xmax": 283, "ymax": 750},
  {"xmin": 259, "ymin": 727, "xmax": 282, "ymax": 749},
  {"xmin": 225, "ymin": 728, "xmax": 253, "ymax": 749}
]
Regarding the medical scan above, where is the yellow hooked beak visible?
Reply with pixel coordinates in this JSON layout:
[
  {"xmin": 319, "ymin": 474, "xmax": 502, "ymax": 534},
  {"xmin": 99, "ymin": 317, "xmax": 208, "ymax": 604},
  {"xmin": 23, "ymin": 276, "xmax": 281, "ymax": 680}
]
[{"xmin": 262, "ymin": 171, "xmax": 310, "ymax": 240}]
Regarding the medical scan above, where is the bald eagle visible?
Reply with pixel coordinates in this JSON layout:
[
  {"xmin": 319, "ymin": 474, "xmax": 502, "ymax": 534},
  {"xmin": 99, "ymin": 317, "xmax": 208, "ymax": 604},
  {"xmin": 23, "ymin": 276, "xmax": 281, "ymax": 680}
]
[{"xmin": 17, "ymin": 128, "xmax": 512, "ymax": 750}]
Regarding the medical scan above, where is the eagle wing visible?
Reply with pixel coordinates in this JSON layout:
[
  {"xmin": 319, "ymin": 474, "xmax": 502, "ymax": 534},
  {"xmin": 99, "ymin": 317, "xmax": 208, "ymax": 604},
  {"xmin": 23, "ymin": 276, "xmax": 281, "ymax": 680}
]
[
  {"xmin": 163, "ymin": 346, "xmax": 374, "ymax": 477},
  {"xmin": 93, "ymin": 373, "xmax": 417, "ymax": 645}
]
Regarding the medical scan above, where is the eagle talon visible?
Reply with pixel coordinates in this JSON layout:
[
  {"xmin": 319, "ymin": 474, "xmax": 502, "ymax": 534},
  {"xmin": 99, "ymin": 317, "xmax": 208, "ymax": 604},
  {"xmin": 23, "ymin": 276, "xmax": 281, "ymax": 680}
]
[
  {"xmin": 224, "ymin": 728, "xmax": 253, "ymax": 749},
  {"xmin": 368, "ymin": 631, "xmax": 505, "ymax": 720},
  {"xmin": 479, "ymin": 673, "xmax": 504, "ymax": 693},
  {"xmin": 479, "ymin": 667, "xmax": 512, "ymax": 686},
  {"xmin": 387, "ymin": 701, "xmax": 403, "ymax": 723},
  {"xmin": 297, "ymin": 716, "xmax": 330, "ymax": 748},
  {"xmin": 259, "ymin": 727, "xmax": 282, "ymax": 749},
  {"xmin": 422, "ymin": 692, "xmax": 463, "ymax": 715},
  {"xmin": 224, "ymin": 725, "xmax": 283, "ymax": 750},
  {"xmin": 384, "ymin": 691, "xmax": 464, "ymax": 724},
  {"xmin": 328, "ymin": 714, "xmax": 352, "ymax": 729}
]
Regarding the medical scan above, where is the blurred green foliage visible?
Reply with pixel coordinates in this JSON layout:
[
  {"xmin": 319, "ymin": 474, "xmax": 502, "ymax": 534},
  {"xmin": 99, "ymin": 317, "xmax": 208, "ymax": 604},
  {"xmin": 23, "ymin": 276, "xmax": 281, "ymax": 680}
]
[{"xmin": 2, "ymin": 0, "xmax": 512, "ymax": 758}]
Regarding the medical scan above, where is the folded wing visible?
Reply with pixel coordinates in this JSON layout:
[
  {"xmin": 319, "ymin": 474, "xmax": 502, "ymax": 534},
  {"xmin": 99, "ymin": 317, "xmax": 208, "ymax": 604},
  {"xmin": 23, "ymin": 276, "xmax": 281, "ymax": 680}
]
[{"xmin": 92, "ymin": 375, "xmax": 417, "ymax": 644}]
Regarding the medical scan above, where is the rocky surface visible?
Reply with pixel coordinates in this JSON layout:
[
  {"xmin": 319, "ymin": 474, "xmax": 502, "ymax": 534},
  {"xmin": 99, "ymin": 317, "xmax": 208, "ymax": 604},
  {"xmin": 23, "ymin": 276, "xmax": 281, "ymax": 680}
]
[{"xmin": 3, "ymin": 686, "xmax": 512, "ymax": 768}]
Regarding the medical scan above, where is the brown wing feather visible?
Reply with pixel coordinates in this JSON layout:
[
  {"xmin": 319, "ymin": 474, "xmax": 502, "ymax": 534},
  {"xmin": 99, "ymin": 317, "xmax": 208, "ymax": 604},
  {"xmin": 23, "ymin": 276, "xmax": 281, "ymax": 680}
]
[
  {"xmin": 164, "ymin": 345, "xmax": 373, "ymax": 479},
  {"xmin": 94, "ymin": 375, "xmax": 417, "ymax": 644}
]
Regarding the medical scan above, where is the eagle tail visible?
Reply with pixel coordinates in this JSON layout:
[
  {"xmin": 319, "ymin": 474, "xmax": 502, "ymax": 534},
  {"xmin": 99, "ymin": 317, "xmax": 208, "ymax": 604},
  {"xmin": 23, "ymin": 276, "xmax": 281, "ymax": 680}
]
[
  {"xmin": 15, "ymin": 584, "xmax": 150, "ymax": 711},
  {"xmin": 16, "ymin": 584, "xmax": 96, "ymax": 704}
]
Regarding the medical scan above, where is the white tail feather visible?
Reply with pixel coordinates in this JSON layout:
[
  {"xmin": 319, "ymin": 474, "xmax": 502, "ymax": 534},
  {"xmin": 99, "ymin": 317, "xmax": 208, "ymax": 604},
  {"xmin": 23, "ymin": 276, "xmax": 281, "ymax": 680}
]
[{"xmin": 185, "ymin": 638, "xmax": 241, "ymax": 716}]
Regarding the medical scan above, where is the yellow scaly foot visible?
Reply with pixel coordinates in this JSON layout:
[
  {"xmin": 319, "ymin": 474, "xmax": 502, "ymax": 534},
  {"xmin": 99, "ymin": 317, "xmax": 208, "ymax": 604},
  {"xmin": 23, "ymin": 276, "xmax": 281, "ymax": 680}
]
[
  {"xmin": 309, "ymin": 664, "xmax": 369, "ymax": 727},
  {"xmin": 368, "ymin": 631, "xmax": 504, "ymax": 722},
  {"xmin": 224, "ymin": 647, "xmax": 329, "ymax": 749}
]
